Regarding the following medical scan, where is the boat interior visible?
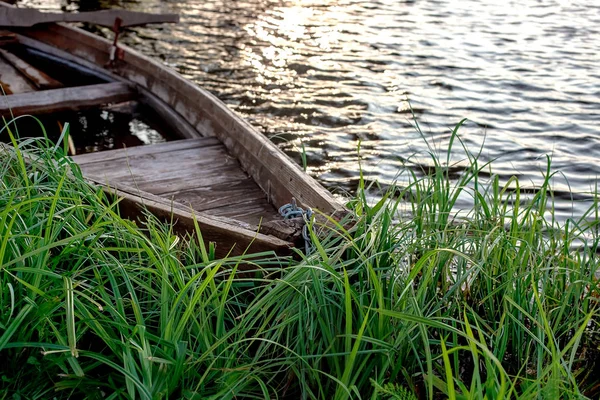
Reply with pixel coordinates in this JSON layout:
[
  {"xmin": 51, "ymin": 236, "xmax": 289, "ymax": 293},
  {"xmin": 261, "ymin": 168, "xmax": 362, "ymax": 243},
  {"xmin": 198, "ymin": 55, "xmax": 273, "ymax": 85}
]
[
  {"xmin": 0, "ymin": 28, "xmax": 289, "ymax": 249},
  {"xmin": 0, "ymin": 6, "xmax": 348, "ymax": 256}
]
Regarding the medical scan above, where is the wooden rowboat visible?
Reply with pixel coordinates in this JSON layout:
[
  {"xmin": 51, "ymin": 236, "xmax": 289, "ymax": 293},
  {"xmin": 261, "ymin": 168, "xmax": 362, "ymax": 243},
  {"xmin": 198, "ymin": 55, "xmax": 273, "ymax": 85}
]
[{"xmin": 0, "ymin": 5, "xmax": 347, "ymax": 257}]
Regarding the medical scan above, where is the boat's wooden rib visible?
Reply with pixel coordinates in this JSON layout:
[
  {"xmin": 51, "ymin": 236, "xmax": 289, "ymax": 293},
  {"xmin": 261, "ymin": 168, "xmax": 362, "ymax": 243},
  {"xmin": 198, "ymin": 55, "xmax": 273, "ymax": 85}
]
[
  {"xmin": 0, "ymin": 81, "xmax": 136, "ymax": 116},
  {"xmin": 0, "ymin": 47, "xmax": 62, "ymax": 89},
  {"xmin": 21, "ymin": 23, "xmax": 348, "ymax": 220}
]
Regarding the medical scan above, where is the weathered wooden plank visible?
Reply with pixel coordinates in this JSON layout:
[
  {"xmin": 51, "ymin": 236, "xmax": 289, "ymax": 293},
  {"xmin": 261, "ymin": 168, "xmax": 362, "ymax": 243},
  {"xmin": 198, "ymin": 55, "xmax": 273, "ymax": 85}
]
[
  {"xmin": 86, "ymin": 165, "xmax": 249, "ymax": 195},
  {"xmin": 210, "ymin": 199, "xmax": 282, "ymax": 226},
  {"xmin": 77, "ymin": 146, "xmax": 234, "ymax": 182},
  {"xmin": 71, "ymin": 175, "xmax": 257, "ymax": 231},
  {"xmin": 83, "ymin": 163, "xmax": 242, "ymax": 188},
  {"xmin": 168, "ymin": 179, "xmax": 269, "ymax": 212},
  {"xmin": 139, "ymin": 167, "xmax": 250, "ymax": 194},
  {"xmin": 86, "ymin": 169, "xmax": 287, "ymax": 236},
  {"xmin": 72, "ymin": 137, "xmax": 220, "ymax": 165},
  {"xmin": 0, "ymin": 53, "xmax": 35, "ymax": 94},
  {"xmin": 0, "ymin": 48, "xmax": 62, "ymax": 89},
  {"xmin": 0, "ymin": 8, "xmax": 179, "ymax": 28},
  {"xmin": 0, "ymin": 82, "xmax": 136, "ymax": 116},
  {"xmin": 94, "ymin": 181, "xmax": 292, "ymax": 258},
  {"xmin": 77, "ymin": 137, "xmax": 281, "ymax": 226}
]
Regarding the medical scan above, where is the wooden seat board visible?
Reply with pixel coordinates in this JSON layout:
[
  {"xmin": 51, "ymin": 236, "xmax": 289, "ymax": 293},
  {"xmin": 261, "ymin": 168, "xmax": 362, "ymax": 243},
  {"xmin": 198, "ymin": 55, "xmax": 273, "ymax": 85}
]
[
  {"xmin": 72, "ymin": 136, "xmax": 221, "ymax": 165},
  {"xmin": 80, "ymin": 152, "xmax": 244, "ymax": 184},
  {"xmin": 0, "ymin": 81, "xmax": 136, "ymax": 116},
  {"xmin": 76, "ymin": 141, "xmax": 231, "ymax": 173}
]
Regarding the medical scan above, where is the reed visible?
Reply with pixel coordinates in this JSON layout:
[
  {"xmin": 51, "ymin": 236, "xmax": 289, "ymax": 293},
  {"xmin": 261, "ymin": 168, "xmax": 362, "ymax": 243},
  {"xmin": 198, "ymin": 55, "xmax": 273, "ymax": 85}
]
[{"xmin": 1, "ymin": 119, "xmax": 598, "ymax": 399}]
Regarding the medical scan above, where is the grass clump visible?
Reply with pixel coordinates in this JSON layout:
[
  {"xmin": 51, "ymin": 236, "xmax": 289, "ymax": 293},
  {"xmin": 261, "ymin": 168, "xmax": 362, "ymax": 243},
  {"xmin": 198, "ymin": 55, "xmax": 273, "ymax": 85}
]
[
  {"xmin": 1, "ymin": 120, "xmax": 599, "ymax": 399},
  {"xmin": 0, "ymin": 131, "xmax": 285, "ymax": 399}
]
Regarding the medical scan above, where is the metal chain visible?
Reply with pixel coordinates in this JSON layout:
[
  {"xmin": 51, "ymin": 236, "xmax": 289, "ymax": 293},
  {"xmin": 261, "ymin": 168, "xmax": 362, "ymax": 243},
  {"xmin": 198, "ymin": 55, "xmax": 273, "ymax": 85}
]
[{"xmin": 278, "ymin": 198, "xmax": 314, "ymax": 254}]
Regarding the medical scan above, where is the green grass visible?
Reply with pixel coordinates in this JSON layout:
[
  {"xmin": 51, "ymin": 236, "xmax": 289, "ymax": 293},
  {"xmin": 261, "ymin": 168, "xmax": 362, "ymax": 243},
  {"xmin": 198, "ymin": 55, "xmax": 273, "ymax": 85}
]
[{"xmin": 1, "ymin": 119, "xmax": 599, "ymax": 399}]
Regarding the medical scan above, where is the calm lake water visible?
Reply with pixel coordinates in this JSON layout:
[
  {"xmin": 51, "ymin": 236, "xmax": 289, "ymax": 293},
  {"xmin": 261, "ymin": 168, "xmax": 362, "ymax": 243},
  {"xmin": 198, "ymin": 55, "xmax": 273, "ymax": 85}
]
[{"xmin": 20, "ymin": 0, "xmax": 600, "ymax": 222}]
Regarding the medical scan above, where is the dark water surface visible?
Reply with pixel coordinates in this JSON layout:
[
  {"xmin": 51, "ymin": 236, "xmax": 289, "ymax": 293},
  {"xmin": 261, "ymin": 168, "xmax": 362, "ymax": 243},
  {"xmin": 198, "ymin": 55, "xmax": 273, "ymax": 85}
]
[{"xmin": 20, "ymin": 0, "xmax": 600, "ymax": 221}]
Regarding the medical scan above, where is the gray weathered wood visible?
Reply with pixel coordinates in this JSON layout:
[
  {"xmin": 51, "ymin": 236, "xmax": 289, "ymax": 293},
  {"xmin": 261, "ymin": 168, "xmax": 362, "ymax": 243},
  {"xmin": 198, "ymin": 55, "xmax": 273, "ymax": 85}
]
[
  {"xmin": 0, "ymin": 48, "xmax": 62, "ymax": 89},
  {"xmin": 93, "ymin": 181, "xmax": 291, "ymax": 258},
  {"xmin": 86, "ymin": 164, "xmax": 248, "ymax": 192},
  {"xmin": 166, "ymin": 179, "xmax": 276, "ymax": 226},
  {"xmin": 211, "ymin": 199, "xmax": 281, "ymax": 225},
  {"xmin": 0, "ymin": 81, "xmax": 136, "ymax": 116},
  {"xmin": 76, "ymin": 146, "xmax": 233, "ymax": 181},
  {"xmin": 167, "ymin": 179, "xmax": 267, "ymax": 211},
  {"xmin": 73, "ymin": 137, "xmax": 220, "ymax": 165},
  {"xmin": 0, "ymin": 8, "xmax": 179, "ymax": 28},
  {"xmin": 138, "ymin": 167, "xmax": 249, "ymax": 192},
  {"xmin": 0, "ymin": 53, "xmax": 35, "ymax": 94},
  {"xmin": 76, "ymin": 136, "xmax": 282, "ymax": 227}
]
